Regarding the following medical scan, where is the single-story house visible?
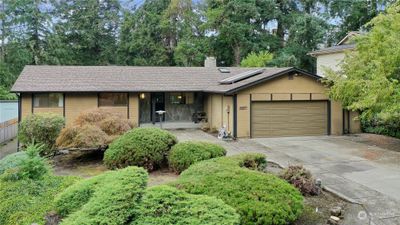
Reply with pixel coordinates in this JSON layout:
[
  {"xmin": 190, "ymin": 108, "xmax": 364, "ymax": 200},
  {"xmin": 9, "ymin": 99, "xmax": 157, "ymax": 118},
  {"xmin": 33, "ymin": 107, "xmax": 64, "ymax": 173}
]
[{"xmin": 11, "ymin": 58, "xmax": 360, "ymax": 138}]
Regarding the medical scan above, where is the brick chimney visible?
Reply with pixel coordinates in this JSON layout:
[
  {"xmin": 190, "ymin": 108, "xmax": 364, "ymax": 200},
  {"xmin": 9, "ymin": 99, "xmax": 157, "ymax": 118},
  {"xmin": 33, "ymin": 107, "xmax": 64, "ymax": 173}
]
[{"xmin": 204, "ymin": 57, "xmax": 217, "ymax": 67}]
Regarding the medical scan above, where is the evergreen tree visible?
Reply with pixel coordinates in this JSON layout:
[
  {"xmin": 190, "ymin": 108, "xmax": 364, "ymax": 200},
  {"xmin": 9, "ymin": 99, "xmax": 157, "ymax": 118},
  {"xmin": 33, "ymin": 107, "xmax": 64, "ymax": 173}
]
[{"xmin": 53, "ymin": 0, "xmax": 121, "ymax": 65}]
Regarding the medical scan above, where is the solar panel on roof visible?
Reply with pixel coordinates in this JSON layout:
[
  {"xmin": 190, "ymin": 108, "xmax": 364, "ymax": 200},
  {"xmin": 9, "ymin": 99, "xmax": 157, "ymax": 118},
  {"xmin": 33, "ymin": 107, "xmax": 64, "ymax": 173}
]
[
  {"xmin": 219, "ymin": 69, "xmax": 265, "ymax": 84},
  {"xmin": 218, "ymin": 68, "xmax": 230, "ymax": 73}
]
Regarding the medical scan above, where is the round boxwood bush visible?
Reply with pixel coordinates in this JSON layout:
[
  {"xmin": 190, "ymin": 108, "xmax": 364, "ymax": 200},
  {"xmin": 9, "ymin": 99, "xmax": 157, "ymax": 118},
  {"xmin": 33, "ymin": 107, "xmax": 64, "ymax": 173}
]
[
  {"xmin": 103, "ymin": 128, "xmax": 177, "ymax": 171},
  {"xmin": 171, "ymin": 154, "xmax": 304, "ymax": 225},
  {"xmin": 18, "ymin": 113, "xmax": 65, "ymax": 155},
  {"xmin": 133, "ymin": 185, "xmax": 240, "ymax": 225},
  {"xmin": 168, "ymin": 141, "xmax": 226, "ymax": 173},
  {"xmin": 55, "ymin": 167, "xmax": 148, "ymax": 225}
]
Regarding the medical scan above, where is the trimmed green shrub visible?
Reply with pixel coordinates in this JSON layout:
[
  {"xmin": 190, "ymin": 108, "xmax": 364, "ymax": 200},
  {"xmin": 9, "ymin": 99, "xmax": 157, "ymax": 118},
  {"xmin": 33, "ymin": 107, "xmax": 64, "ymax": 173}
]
[
  {"xmin": 280, "ymin": 165, "xmax": 320, "ymax": 196},
  {"xmin": 1, "ymin": 144, "xmax": 51, "ymax": 181},
  {"xmin": 168, "ymin": 141, "xmax": 226, "ymax": 173},
  {"xmin": 18, "ymin": 113, "xmax": 65, "ymax": 155},
  {"xmin": 171, "ymin": 154, "xmax": 303, "ymax": 225},
  {"xmin": 104, "ymin": 128, "xmax": 177, "ymax": 171},
  {"xmin": 0, "ymin": 175, "xmax": 79, "ymax": 225},
  {"xmin": 133, "ymin": 185, "xmax": 240, "ymax": 225},
  {"xmin": 56, "ymin": 166, "xmax": 148, "ymax": 225},
  {"xmin": 0, "ymin": 152, "xmax": 27, "ymax": 175}
]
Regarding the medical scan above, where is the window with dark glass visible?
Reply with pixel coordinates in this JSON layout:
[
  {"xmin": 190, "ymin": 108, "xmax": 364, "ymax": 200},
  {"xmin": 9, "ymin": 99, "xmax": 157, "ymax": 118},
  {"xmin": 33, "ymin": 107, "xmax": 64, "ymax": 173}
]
[
  {"xmin": 33, "ymin": 93, "xmax": 64, "ymax": 108},
  {"xmin": 170, "ymin": 93, "xmax": 194, "ymax": 105},
  {"xmin": 170, "ymin": 93, "xmax": 185, "ymax": 104},
  {"xmin": 98, "ymin": 93, "xmax": 128, "ymax": 106}
]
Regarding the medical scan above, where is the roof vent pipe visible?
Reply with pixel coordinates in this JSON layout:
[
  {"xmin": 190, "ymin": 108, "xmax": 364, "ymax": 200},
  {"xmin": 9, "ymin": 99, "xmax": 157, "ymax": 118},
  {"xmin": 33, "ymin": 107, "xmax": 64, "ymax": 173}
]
[{"xmin": 204, "ymin": 57, "xmax": 217, "ymax": 67}]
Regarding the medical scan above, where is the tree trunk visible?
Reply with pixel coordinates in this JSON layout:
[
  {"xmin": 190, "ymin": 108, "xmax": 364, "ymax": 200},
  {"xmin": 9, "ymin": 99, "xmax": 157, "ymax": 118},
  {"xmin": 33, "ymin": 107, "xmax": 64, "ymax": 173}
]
[
  {"xmin": 233, "ymin": 44, "xmax": 241, "ymax": 66},
  {"xmin": 32, "ymin": 0, "xmax": 41, "ymax": 65},
  {"xmin": 0, "ymin": 0, "xmax": 5, "ymax": 61},
  {"xmin": 370, "ymin": 0, "xmax": 378, "ymax": 18},
  {"xmin": 276, "ymin": 19, "xmax": 285, "ymax": 48},
  {"xmin": 276, "ymin": 0, "xmax": 285, "ymax": 48}
]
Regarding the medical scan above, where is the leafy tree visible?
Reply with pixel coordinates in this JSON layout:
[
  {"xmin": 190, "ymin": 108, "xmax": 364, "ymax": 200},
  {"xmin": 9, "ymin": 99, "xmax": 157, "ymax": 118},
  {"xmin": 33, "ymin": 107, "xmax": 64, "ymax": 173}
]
[
  {"xmin": 241, "ymin": 51, "xmax": 273, "ymax": 67},
  {"xmin": 0, "ymin": 86, "xmax": 16, "ymax": 100},
  {"xmin": 326, "ymin": 0, "xmax": 396, "ymax": 43},
  {"xmin": 273, "ymin": 14, "xmax": 327, "ymax": 71},
  {"xmin": 325, "ymin": 2, "xmax": 400, "ymax": 137},
  {"xmin": 118, "ymin": 0, "xmax": 205, "ymax": 66},
  {"xmin": 205, "ymin": 0, "xmax": 270, "ymax": 66}
]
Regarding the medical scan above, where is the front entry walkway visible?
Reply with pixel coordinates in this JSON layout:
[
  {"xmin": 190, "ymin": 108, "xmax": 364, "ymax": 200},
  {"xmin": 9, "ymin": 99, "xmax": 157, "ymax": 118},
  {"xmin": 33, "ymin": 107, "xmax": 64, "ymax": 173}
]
[
  {"xmin": 140, "ymin": 122, "xmax": 202, "ymax": 130},
  {"xmin": 171, "ymin": 130, "xmax": 400, "ymax": 225}
]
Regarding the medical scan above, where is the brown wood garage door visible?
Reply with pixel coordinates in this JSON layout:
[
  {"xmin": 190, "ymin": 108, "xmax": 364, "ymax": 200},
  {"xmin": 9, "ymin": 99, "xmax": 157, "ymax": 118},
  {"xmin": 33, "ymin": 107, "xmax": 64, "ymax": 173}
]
[{"xmin": 251, "ymin": 101, "xmax": 328, "ymax": 138}]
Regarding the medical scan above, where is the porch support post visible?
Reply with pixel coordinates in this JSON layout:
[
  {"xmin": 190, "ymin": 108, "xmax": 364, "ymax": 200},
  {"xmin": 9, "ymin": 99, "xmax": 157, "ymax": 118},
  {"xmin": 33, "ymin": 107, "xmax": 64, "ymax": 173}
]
[{"xmin": 233, "ymin": 94, "xmax": 237, "ymax": 138}]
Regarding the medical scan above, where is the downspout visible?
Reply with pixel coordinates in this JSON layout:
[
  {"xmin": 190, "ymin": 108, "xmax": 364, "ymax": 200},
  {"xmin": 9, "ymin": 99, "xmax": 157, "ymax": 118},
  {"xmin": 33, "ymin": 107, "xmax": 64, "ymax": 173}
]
[{"xmin": 17, "ymin": 93, "xmax": 21, "ymax": 151}]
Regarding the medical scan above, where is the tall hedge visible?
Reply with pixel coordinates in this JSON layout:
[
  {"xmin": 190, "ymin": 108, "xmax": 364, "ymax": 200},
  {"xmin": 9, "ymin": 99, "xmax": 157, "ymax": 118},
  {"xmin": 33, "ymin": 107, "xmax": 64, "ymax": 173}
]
[
  {"xmin": 18, "ymin": 113, "xmax": 65, "ymax": 155},
  {"xmin": 104, "ymin": 128, "xmax": 177, "ymax": 171},
  {"xmin": 171, "ymin": 154, "xmax": 304, "ymax": 225}
]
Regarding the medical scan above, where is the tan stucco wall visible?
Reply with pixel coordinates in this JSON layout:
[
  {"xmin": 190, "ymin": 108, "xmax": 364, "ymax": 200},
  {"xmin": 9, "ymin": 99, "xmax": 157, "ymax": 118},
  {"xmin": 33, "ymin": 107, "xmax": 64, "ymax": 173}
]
[
  {"xmin": 350, "ymin": 111, "xmax": 361, "ymax": 133},
  {"xmin": 222, "ymin": 96, "xmax": 234, "ymax": 134},
  {"xmin": 316, "ymin": 52, "xmax": 345, "ymax": 77},
  {"xmin": 65, "ymin": 93, "xmax": 98, "ymax": 125},
  {"xmin": 204, "ymin": 94, "xmax": 233, "ymax": 134},
  {"xmin": 20, "ymin": 93, "xmax": 140, "ymax": 126},
  {"xmin": 236, "ymin": 94, "xmax": 251, "ymax": 137},
  {"xmin": 240, "ymin": 74, "xmax": 327, "ymax": 95},
  {"xmin": 21, "ymin": 93, "xmax": 32, "ymax": 119},
  {"xmin": 209, "ymin": 94, "xmax": 223, "ymax": 132},
  {"xmin": 129, "ymin": 93, "xmax": 139, "ymax": 126},
  {"xmin": 331, "ymin": 101, "xmax": 343, "ymax": 135},
  {"xmin": 21, "ymin": 93, "xmax": 63, "ymax": 119}
]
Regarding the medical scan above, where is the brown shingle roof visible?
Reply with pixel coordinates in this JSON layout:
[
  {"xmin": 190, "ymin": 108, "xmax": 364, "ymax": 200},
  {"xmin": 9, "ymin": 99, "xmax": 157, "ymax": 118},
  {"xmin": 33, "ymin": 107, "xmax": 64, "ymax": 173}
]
[
  {"xmin": 308, "ymin": 44, "xmax": 355, "ymax": 56},
  {"xmin": 11, "ymin": 66, "xmax": 319, "ymax": 94}
]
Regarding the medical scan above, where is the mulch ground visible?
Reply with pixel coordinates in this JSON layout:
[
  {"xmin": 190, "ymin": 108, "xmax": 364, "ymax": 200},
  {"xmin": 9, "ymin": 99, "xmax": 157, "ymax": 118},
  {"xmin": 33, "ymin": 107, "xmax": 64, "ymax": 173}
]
[{"xmin": 52, "ymin": 150, "xmax": 179, "ymax": 185}]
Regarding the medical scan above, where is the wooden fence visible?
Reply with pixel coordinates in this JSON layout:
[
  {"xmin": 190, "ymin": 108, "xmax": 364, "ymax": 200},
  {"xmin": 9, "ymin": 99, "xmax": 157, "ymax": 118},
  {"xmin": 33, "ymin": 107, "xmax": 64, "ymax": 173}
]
[{"xmin": 0, "ymin": 118, "xmax": 18, "ymax": 144}]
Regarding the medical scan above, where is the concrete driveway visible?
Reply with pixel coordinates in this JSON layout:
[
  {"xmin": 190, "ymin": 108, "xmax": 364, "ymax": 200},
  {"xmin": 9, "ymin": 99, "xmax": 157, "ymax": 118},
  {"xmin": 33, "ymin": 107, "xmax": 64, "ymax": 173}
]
[
  {"xmin": 172, "ymin": 130, "xmax": 400, "ymax": 224},
  {"xmin": 254, "ymin": 136, "xmax": 400, "ymax": 225}
]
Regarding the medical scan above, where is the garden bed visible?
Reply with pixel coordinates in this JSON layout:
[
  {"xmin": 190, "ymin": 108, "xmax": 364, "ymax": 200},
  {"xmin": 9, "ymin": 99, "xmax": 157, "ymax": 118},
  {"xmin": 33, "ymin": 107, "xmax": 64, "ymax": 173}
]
[
  {"xmin": 346, "ymin": 133, "xmax": 400, "ymax": 153},
  {"xmin": 52, "ymin": 151, "xmax": 179, "ymax": 185},
  {"xmin": 265, "ymin": 161, "xmax": 352, "ymax": 225},
  {"xmin": 52, "ymin": 152, "xmax": 354, "ymax": 224}
]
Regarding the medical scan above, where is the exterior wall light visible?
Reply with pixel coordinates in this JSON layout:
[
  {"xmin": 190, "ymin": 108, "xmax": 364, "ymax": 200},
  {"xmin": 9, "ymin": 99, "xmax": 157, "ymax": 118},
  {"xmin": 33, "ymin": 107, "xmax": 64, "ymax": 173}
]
[{"xmin": 140, "ymin": 93, "xmax": 146, "ymax": 99}]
